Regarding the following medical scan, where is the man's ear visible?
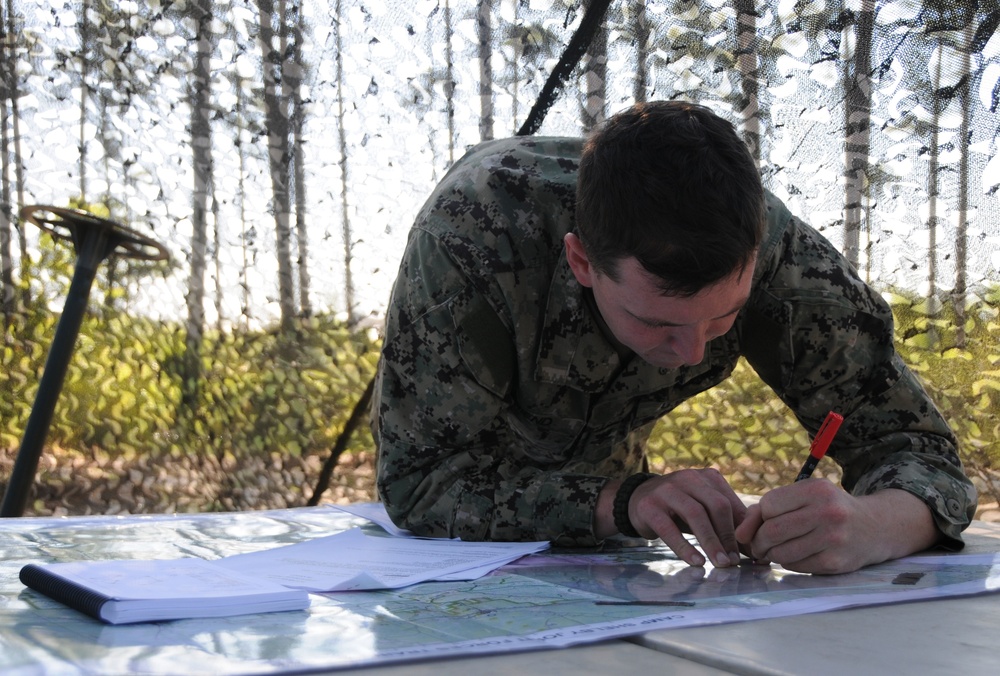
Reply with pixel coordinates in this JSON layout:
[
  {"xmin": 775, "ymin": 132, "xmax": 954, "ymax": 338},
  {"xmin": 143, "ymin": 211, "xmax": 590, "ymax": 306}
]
[{"xmin": 564, "ymin": 233, "xmax": 595, "ymax": 288}]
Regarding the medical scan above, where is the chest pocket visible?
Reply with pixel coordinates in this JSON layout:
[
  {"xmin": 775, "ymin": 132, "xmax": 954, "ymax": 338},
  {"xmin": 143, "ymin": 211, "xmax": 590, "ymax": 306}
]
[{"xmin": 449, "ymin": 289, "xmax": 515, "ymax": 399}]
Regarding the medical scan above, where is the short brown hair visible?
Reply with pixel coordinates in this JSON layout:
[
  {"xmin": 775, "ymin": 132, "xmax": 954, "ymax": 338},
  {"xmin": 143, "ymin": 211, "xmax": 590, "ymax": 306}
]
[{"xmin": 576, "ymin": 101, "xmax": 765, "ymax": 296}]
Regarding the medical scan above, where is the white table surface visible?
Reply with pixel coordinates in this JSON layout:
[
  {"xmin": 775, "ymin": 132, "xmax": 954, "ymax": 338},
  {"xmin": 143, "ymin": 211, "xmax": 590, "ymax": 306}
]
[
  {"xmin": 334, "ymin": 640, "xmax": 730, "ymax": 675},
  {"xmin": 634, "ymin": 522, "xmax": 1000, "ymax": 676}
]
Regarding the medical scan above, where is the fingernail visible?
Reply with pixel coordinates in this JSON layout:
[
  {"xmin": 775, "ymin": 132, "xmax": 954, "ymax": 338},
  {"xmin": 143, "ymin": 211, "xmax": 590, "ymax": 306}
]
[
  {"xmin": 714, "ymin": 552, "xmax": 730, "ymax": 567},
  {"xmin": 729, "ymin": 551, "xmax": 740, "ymax": 565},
  {"xmin": 691, "ymin": 552, "xmax": 706, "ymax": 566}
]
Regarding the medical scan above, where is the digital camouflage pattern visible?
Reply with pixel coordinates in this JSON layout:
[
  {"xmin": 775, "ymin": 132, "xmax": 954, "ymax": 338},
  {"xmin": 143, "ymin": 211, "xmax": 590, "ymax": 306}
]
[{"xmin": 373, "ymin": 136, "xmax": 976, "ymax": 547}]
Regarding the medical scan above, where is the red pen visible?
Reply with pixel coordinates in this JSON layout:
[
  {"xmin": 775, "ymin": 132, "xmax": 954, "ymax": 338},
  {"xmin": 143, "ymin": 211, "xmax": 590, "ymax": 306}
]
[{"xmin": 795, "ymin": 411, "xmax": 843, "ymax": 481}]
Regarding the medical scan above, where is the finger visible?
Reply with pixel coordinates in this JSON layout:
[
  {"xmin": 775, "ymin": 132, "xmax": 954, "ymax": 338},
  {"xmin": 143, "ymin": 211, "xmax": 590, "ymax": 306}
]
[
  {"xmin": 661, "ymin": 529, "xmax": 709, "ymax": 567},
  {"xmin": 780, "ymin": 543, "xmax": 866, "ymax": 575},
  {"xmin": 735, "ymin": 503, "xmax": 763, "ymax": 547},
  {"xmin": 751, "ymin": 503, "xmax": 825, "ymax": 563},
  {"xmin": 641, "ymin": 503, "xmax": 706, "ymax": 567},
  {"xmin": 632, "ymin": 469, "xmax": 744, "ymax": 567},
  {"xmin": 659, "ymin": 469, "xmax": 744, "ymax": 566},
  {"xmin": 704, "ymin": 469, "xmax": 750, "ymax": 524},
  {"xmin": 701, "ymin": 495, "xmax": 742, "ymax": 567},
  {"xmin": 764, "ymin": 530, "xmax": 846, "ymax": 574},
  {"xmin": 699, "ymin": 471, "xmax": 746, "ymax": 565},
  {"xmin": 735, "ymin": 504, "xmax": 769, "ymax": 561},
  {"xmin": 756, "ymin": 480, "xmax": 820, "ymax": 520},
  {"xmin": 656, "ymin": 490, "xmax": 734, "ymax": 568},
  {"xmin": 751, "ymin": 481, "xmax": 842, "ymax": 561}
]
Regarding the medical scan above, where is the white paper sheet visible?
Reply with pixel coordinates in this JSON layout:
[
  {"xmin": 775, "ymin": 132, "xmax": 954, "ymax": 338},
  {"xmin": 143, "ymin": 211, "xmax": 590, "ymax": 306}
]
[
  {"xmin": 329, "ymin": 502, "xmax": 415, "ymax": 537},
  {"xmin": 216, "ymin": 527, "xmax": 549, "ymax": 591},
  {"xmin": 328, "ymin": 502, "xmax": 542, "ymax": 581}
]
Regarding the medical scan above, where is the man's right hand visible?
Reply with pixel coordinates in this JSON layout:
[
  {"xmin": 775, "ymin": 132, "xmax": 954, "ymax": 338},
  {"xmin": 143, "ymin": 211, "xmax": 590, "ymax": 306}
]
[{"xmin": 597, "ymin": 469, "xmax": 747, "ymax": 568}]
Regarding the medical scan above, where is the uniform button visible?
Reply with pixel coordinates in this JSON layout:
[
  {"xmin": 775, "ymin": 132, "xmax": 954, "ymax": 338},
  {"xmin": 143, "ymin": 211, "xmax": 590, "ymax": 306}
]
[{"xmin": 946, "ymin": 498, "xmax": 961, "ymax": 515}]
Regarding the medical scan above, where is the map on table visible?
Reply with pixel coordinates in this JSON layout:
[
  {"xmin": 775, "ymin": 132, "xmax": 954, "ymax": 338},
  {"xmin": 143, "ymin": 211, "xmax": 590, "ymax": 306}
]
[{"xmin": 3, "ymin": 506, "xmax": 998, "ymax": 674}]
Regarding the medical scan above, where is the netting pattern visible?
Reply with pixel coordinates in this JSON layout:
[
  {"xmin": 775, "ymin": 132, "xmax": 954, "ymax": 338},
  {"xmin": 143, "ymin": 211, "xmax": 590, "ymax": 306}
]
[{"xmin": 1, "ymin": 0, "xmax": 998, "ymax": 517}]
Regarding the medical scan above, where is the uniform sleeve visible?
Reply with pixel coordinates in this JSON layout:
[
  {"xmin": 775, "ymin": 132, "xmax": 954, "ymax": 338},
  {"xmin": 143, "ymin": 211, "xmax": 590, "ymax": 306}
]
[
  {"xmin": 741, "ymin": 213, "xmax": 976, "ymax": 546},
  {"xmin": 373, "ymin": 227, "xmax": 609, "ymax": 545}
]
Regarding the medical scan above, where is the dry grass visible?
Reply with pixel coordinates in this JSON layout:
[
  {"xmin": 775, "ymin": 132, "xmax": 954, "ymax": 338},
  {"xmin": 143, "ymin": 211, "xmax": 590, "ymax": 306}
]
[
  {"xmin": 0, "ymin": 446, "xmax": 376, "ymax": 517},
  {"xmin": 2, "ymin": 447, "xmax": 998, "ymax": 523}
]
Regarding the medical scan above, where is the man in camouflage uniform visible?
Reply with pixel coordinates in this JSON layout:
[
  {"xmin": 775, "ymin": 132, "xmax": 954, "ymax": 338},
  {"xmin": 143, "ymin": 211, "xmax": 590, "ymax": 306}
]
[{"xmin": 373, "ymin": 101, "xmax": 975, "ymax": 574}]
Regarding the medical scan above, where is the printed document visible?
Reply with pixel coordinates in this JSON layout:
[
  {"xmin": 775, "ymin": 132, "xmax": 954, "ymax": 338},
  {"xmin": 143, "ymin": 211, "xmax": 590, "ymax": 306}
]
[{"xmin": 217, "ymin": 527, "xmax": 549, "ymax": 591}]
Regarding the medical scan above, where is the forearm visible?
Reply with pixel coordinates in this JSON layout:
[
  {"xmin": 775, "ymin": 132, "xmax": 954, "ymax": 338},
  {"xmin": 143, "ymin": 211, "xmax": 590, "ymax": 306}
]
[
  {"xmin": 377, "ymin": 441, "xmax": 609, "ymax": 544},
  {"xmin": 846, "ymin": 413, "xmax": 976, "ymax": 547},
  {"xmin": 854, "ymin": 488, "xmax": 940, "ymax": 564}
]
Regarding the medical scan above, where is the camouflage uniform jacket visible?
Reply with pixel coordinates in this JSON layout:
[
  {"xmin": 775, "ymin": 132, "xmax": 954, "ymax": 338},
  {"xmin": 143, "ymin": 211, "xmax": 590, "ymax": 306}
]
[{"xmin": 374, "ymin": 136, "xmax": 976, "ymax": 547}]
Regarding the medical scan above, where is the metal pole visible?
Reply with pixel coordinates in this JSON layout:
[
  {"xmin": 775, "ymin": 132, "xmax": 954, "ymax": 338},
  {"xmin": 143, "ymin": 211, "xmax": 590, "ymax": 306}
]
[
  {"xmin": 1, "ymin": 206, "xmax": 167, "ymax": 518},
  {"xmin": 0, "ymin": 228, "xmax": 112, "ymax": 517}
]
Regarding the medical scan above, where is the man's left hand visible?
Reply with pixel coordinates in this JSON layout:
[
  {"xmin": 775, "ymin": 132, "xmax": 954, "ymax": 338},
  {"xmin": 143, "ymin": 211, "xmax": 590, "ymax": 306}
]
[{"xmin": 734, "ymin": 481, "xmax": 939, "ymax": 574}]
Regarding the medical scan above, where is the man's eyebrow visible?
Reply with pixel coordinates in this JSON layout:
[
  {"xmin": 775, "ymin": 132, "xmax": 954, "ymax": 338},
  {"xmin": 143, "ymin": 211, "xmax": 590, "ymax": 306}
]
[{"xmin": 629, "ymin": 296, "xmax": 750, "ymax": 328}]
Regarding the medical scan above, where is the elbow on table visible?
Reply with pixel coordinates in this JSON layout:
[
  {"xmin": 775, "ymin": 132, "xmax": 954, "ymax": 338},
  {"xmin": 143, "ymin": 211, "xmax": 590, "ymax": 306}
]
[{"xmin": 377, "ymin": 472, "xmax": 455, "ymax": 539}]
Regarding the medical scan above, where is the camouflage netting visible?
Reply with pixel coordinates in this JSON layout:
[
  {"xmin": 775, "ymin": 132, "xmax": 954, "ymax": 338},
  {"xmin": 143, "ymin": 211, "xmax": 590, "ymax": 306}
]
[{"xmin": 1, "ymin": 0, "xmax": 999, "ymax": 519}]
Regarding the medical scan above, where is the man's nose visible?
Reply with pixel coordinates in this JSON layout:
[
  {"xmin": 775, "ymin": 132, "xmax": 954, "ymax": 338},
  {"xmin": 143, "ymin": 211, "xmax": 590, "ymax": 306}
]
[{"xmin": 672, "ymin": 325, "xmax": 708, "ymax": 365}]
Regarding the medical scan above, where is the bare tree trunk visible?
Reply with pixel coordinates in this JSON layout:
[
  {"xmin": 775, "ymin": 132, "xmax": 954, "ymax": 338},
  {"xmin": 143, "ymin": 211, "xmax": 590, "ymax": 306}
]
[
  {"xmin": 632, "ymin": 2, "xmax": 650, "ymax": 104},
  {"xmin": 290, "ymin": 4, "xmax": 312, "ymax": 318},
  {"xmin": 78, "ymin": 0, "xmax": 91, "ymax": 202},
  {"xmin": 100, "ymin": 104, "xmax": 117, "ymax": 314},
  {"xmin": 511, "ymin": 1, "xmax": 521, "ymax": 132},
  {"xmin": 734, "ymin": 0, "xmax": 761, "ymax": 163},
  {"xmin": 6, "ymin": 0, "xmax": 25, "ymax": 310},
  {"xmin": 212, "ymin": 173, "xmax": 224, "ymax": 331},
  {"xmin": 256, "ymin": 0, "xmax": 297, "ymax": 330},
  {"xmin": 954, "ymin": 23, "xmax": 973, "ymax": 348},
  {"xmin": 0, "ymin": 153, "xmax": 12, "ymax": 327},
  {"xmin": 183, "ymin": 0, "xmax": 215, "ymax": 407},
  {"xmin": 477, "ymin": 0, "xmax": 494, "ymax": 141},
  {"xmin": 580, "ymin": 0, "xmax": 607, "ymax": 132},
  {"xmin": 444, "ymin": 0, "xmax": 456, "ymax": 165},
  {"xmin": 927, "ymin": 41, "xmax": 943, "ymax": 312},
  {"xmin": 333, "ymin": 0, "xmax": 357, "ymax": 323},
  {"xmin": 235, "ymin": 83, "xmax": 252, "ymax": 331},
  {"xmin": 842, "ymin": 1, "xmax": 875, "ymax": 269},
  {"xmin": 0, "ymin": 13, "xmax": 13, "ymax": 324}
]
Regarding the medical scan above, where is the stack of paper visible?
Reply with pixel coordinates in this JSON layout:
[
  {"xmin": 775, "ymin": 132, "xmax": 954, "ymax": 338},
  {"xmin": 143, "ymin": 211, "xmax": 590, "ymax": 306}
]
[
  {"xmin": 19, "ymin": 503, "xmax": 549, "ymax": 624},
  {"xmin": 19, "ymin": 558, "xmax": 310, "ymax": 624}
]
